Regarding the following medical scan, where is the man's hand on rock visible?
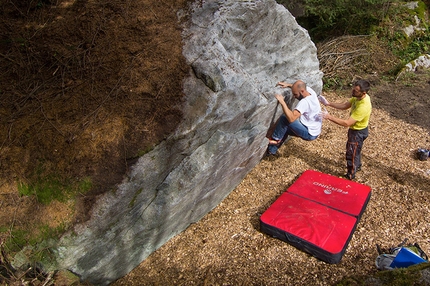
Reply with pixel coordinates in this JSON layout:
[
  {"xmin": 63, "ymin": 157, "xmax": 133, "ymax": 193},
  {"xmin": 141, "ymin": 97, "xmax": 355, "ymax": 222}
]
[
  {"xmin": 276, "ymin": 82, "xmax": 292, "ymax": 89},
  {"xmin": 274, "ymin": 93, "xmax": 285, "ymax": 103}
]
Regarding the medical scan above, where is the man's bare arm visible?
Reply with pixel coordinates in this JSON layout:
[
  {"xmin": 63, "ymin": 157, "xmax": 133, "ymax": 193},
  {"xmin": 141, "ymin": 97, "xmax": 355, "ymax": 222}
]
[
  {"xmin": 275, "ymin": 93, "xmax": 301, "ymax": 122},
  {"xmin": 327, "ymin": 101, "xmax": 351, "ymax": 110},
  {"xmin": 324, "ymin": 114, "xmax": 356, "ymax": 127},
  {"xmin": 318, "ymin": 94, "xmax": 352, "ymax": 110}
]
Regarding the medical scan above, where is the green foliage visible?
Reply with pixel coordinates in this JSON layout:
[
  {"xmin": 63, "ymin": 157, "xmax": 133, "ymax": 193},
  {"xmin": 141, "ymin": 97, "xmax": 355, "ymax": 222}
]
[
  {"xmin": 4, "ymin": 165, "xmax": 91, "ymax": 258},
  {"xmin": 38, "ymin": 223, "xmax": 68, "ymax": 242},
  {"xmin": 294, "ymin": 0, "xmax": 391, "ymax": 40},
  {"xmin": 279, "ymin": 0, "xmax": 430, "ymax": 83},
  {"xmin": 396, "ymin": 68, "xmax": 430, "ymax": 85},
  {"xmin": 2, "ymin": 223, "xmax": 67, "ymax": 251},
  {"xmin": 371, "ymin": 1, "xmax": 430, "ymax": 66},
  {"xmin": 335, "ymin": 262, "xmax": 430, "ymax": 285},
  {"xmin": 322, "ymin": 77, "xmax": 350, "ymax": 90},
  {"xmin": 30, "ymin": 224, "xmax": 67, "ymax": 264},
  {"xmin": 375, "ymin": 265, "xmax": 426, "ymax": 285},
  {"xmin": 78, "ymin": 177, "xmax": 93, "ymax": 195},
  {"xmin": 1, "ymin": 223, "xmax": 67, "ymax": 272},
  {"xmin": 4, "ymin": 228, "xmax": 28, "ymax": 252},
  {"xmin": 18, "ymin": 175, "xmax": 92, "ymax": 205},
  {"xmin": 278, "ymin": 0, "xmax": 429, "ymax": 63},
  {"xmin": 416, "ymin": 0, "xmax": 428, "ymax": 20},
  {"xmin": 396, "ymin": 26, "xmax": 430, "ymax": 63},
  {"xmin": 18, "ymin": 178, "xmax": 63, "ymax": 205}
]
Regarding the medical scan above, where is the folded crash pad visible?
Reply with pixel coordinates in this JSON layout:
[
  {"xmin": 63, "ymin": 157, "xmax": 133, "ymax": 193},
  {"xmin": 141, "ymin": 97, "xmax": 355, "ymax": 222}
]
[{"xmin": 260, "ymin": 170, "xmax": 371, "ymax": 264}]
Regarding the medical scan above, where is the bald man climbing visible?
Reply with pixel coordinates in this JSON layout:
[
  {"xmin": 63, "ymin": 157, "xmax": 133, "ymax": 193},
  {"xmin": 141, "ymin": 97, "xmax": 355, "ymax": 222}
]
[{"xmin": 266, "ymin": 80, "xmax": 322, "ymax": 156}]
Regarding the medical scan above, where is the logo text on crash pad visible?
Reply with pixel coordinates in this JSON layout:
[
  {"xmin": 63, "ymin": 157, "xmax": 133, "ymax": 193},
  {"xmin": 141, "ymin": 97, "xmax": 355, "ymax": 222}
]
[{"xmin": 313, "ymin": 182, "xmax": 349, "ymax": 195}]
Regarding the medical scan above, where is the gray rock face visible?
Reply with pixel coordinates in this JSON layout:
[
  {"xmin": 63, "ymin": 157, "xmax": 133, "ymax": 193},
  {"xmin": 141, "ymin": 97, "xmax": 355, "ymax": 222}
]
[{"xmin": 54, "ymin": 0, "xmax": 322, "ymax": 284}]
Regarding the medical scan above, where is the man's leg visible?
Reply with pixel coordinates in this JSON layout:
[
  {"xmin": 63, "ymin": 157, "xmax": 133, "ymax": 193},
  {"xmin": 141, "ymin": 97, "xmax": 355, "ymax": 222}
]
[
  {"xmin": 355, "ymin": 127, "xmax": 368, "ymax": 171},
  {"xmin": 346, "ymin": 128, "xmax": 368, "ymax": 178},
  {"xmin": 267, "ymin": 118, "xmax": 317, "ymax": 155},
  {"xmin": 267, "ymin": 115, "xmax": 289, "ymax": 155},
  {"xmin": 270, "ymin": 115, "xmax": 289, "ymax": 142},
  {"xmin": 286, "ymin": 120, "xmax": 318, "ymax": 141}
]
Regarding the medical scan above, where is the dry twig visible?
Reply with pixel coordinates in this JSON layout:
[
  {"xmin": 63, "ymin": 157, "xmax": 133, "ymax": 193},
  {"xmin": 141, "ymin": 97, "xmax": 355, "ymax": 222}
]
[{"xmin": 317, "ymin": 35, "xmax": 371, "ymax": 78}]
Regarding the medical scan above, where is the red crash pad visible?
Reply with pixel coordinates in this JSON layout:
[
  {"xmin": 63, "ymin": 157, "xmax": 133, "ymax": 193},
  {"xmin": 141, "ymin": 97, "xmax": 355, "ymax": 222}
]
[{"xmin": 260, "ymin": 170, "xmax": 371, "ymax": 264}]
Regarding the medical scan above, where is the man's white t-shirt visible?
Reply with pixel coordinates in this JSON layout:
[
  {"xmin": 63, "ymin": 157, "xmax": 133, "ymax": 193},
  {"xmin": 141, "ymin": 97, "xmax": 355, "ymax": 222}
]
[{"xmin": 294, "ymin": 87, "xmax": 322, "ymax": 136}]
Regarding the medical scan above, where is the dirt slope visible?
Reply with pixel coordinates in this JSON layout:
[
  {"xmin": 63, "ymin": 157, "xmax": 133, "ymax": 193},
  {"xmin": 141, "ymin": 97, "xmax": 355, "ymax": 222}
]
[{"xmin": 0, "ymin": 0, "xmax": 190, "ymax": 239}]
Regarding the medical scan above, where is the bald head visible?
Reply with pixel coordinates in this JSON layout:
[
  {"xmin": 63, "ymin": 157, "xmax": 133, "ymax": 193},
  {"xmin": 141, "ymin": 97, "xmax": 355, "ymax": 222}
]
[
  {"xmin": 293, "ymin": 80, "xmax": 306, "ymax": 90},
  {"xmin": 291, "ymin": 80, "xmax": 309, "ymax": 100}
]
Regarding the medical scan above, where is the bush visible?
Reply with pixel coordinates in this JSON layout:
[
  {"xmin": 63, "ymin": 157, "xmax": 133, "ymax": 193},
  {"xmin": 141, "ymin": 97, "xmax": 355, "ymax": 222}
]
[{"xmin": 281, "ymin": 0, "xmax": 392, "ymax": 40}]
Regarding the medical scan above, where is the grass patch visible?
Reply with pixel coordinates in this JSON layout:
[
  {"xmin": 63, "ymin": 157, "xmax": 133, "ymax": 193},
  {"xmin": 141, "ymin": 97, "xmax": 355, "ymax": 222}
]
[
  {"xmin": 335, "ymin": 262, "xmax": 430, "ymax": 285},
  {"xmin": 3, "ymin": 228, "xmax": 29, "ymax": 253},
  {"xmin": 2, "ymin": 222, "xmax": 68, "ymax": 252},
  {"xmin": 371, "ymin": 1, "xmax": 430, "ymax": 64},
  {"xmin": 18, "ymin": 175, "xmax": 92, "ymax": 205},
  {"xmin": 1, "ymin": 222, "xmax": 69, "ymax": 265}
]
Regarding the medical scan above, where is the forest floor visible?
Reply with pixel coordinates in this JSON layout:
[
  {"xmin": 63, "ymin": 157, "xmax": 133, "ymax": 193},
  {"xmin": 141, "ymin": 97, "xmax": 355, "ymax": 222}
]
[
  {"xmin": 0, "ymin": 0, "xmax": 190, "ymax": 243},
  {"xmin": 113, "ymin": 72, "xmax": 430, "ymax": 286},
  {"xmin": 0, "ymin": 0, "xmax": 429, "ymax": 285}
]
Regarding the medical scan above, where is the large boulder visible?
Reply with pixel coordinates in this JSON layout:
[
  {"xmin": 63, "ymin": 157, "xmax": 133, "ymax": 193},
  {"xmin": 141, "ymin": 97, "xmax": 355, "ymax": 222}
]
[{"xmin": 53, "ymin": 0, "xmax": 323, "ymax": 284}]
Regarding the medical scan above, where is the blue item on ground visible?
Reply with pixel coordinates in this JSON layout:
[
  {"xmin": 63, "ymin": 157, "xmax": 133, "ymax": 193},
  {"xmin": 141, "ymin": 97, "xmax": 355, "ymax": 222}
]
[{"xmin": 390, "ymin": 247, "xmax": 427, "ymax": 268}]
